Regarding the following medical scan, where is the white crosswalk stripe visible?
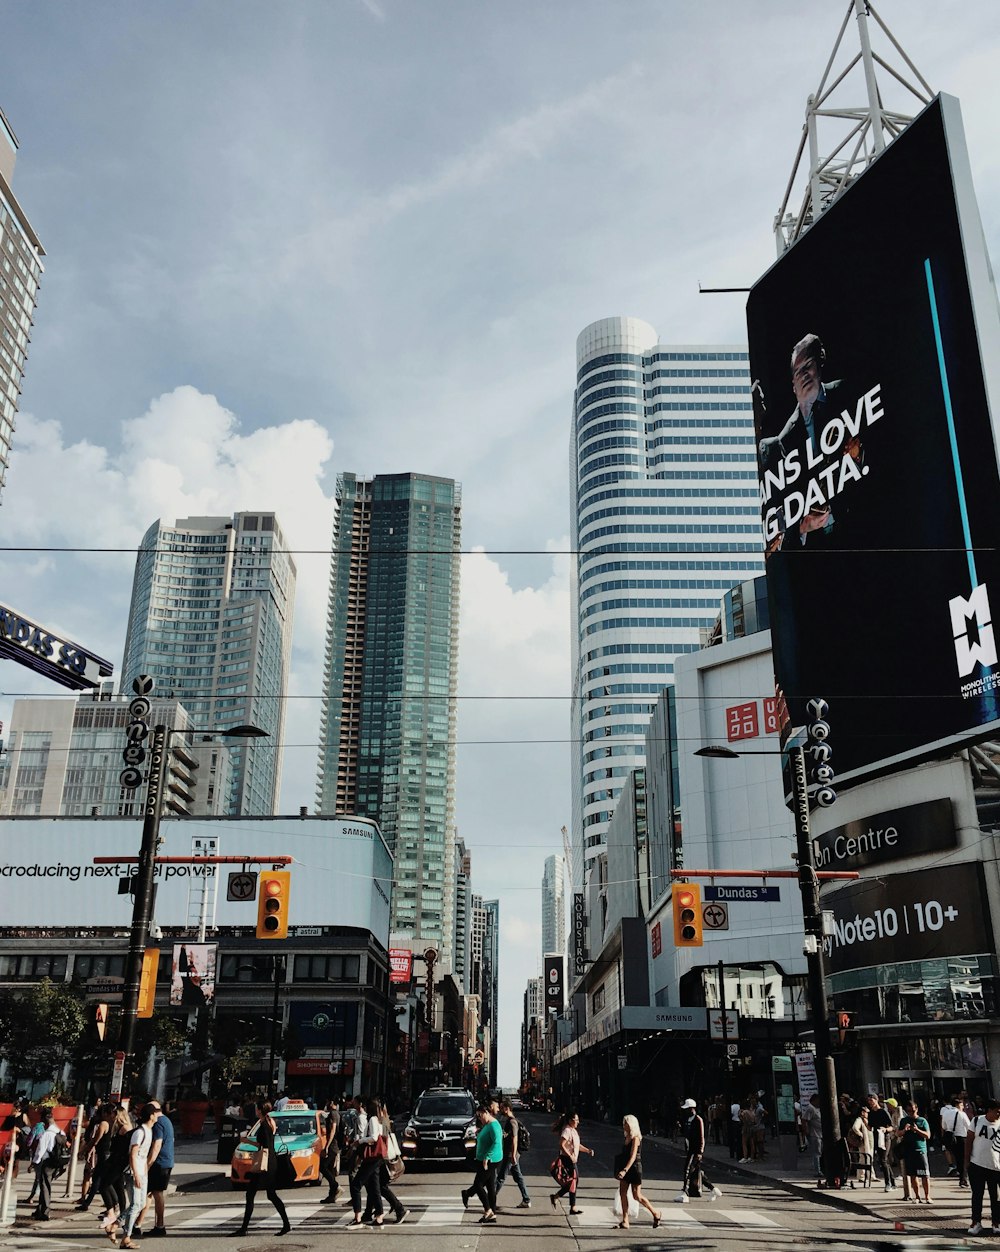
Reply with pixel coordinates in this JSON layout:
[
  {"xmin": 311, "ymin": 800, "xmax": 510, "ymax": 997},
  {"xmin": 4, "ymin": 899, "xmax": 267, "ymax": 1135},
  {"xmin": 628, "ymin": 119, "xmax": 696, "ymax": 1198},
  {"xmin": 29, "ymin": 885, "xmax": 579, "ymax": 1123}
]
[
  {"xmin": 572, "ymin": 1204, "xmax": 784, "ymax": 1230},
  {"xmin": 715, "ymin": 1208, "xmax": 782, "ymax": 1227}
]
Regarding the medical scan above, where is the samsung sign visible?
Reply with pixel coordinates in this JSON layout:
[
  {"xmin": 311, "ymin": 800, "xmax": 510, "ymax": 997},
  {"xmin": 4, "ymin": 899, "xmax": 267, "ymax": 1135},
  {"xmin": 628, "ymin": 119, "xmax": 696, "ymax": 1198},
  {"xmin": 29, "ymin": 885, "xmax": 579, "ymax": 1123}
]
[
  {"xmin": 0, "ymin": 816, "xmax": 392, "ymax": 943},
  {"xmin": 0, "ymin": 602, "xmax": 113, "ymax": 690},
  {"xmin": 813, "ymin": 798, "xmax": 957, "ymax": 872},
  {"xmin": 822, "ymin": 862, "xmax": 991, "ymax": 975}
]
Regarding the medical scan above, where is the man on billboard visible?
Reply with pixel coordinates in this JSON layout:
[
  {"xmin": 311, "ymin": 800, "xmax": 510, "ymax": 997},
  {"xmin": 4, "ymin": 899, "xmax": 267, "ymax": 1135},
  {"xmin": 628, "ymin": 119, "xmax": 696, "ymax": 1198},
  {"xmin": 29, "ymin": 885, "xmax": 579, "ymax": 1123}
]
[{"xmin": 757, "ymin": 333, "xmax": 864, "ymax": 554}]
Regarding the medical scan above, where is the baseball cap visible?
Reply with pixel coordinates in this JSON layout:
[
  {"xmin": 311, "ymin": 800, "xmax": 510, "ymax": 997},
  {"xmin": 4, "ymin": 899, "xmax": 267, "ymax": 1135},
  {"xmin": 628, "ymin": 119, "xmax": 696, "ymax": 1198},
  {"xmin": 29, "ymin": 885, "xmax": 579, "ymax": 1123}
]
[
  {"xmin": 884, "ymin": 1098, "xmax": 898, "ymax": 1108},
  {"xmin": 681, "ymin": 1098, "xmax": 697, "ymax": 1109}
]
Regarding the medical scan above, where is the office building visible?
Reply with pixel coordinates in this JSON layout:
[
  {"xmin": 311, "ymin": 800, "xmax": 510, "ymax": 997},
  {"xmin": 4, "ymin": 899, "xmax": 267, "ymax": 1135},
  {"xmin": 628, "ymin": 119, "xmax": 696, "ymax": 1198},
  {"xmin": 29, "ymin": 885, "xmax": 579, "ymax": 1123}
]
[
  {"xmin": 570, "ymin": 317, "xmax": 763, "ymax": 878},
  {"xmin": 0, "ymin": 107, "xmax": 44, "ymax": 505},
  {"xmin": 121, "ymin": 512, "xmax": 296, "ymax": 816},
  {"xmin": 0, "ymin": 687, "xmax": 230, "ymax": 818},
  {"xmin": 316, "ymin": 472, "xmax": 461, "ymax": 970},
  {"xmin": 541, "ymin": 854, "xmax": 565, "ymax": 962},
  {"xmin": 482, "ymin": 898, "xmax": 500, "ymax": 1081},
  {"xmin": 453, "ymin": 838, "xmax": 473, "ymax": 994}
]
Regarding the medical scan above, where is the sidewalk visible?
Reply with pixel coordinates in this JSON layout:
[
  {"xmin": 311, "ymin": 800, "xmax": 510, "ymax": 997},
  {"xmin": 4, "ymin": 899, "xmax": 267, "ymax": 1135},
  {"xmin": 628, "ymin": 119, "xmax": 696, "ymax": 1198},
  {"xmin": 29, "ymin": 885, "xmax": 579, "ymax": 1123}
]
[{"xmin": 645, "ymin": 1129, "xmax": 979, "ymax": 1237}]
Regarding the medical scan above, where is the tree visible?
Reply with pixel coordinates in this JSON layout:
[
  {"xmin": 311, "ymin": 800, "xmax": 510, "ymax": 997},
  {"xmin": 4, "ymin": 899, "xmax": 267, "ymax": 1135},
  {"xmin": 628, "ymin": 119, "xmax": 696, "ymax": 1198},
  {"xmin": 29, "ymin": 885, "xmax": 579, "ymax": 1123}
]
[{"xmin": 0, "ymin": 980, "xmax": 88, "ymax": 1087}]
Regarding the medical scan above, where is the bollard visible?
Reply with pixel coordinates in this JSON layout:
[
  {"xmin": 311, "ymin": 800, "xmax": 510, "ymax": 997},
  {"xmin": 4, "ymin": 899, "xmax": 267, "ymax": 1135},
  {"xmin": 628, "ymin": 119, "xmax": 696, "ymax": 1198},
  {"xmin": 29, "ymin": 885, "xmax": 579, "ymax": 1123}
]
[
  {"xmin": 63, "ymin": 1103, "xmax": 86, "ymax": 1199},
  {"xmin": 0, "ymin": 1133, "xmax": 17, "ymax": 1228}
]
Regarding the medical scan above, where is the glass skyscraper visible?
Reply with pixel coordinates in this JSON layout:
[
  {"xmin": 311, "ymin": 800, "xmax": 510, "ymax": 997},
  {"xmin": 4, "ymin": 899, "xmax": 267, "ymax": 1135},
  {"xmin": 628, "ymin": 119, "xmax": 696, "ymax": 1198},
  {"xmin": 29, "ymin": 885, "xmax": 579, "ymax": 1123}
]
[
  {"xmin": 0, "ymin": 107, "xmax": 44, "ymax": 506},
  {"xmin": 570, "ymin": 317, "xmax": 764, "ymax": 878},
  {"xmin": 122, "ymin": 512, "xmax": 296, "ymax": 815},
  {"xmin": 316, "ymin": 472, "xmax": 461, "ymax": 969}
]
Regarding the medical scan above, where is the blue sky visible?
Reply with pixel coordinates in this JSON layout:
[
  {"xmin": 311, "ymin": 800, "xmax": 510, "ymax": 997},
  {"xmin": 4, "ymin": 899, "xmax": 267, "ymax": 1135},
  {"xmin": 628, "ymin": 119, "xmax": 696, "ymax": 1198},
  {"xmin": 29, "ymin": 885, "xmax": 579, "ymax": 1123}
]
[{"xmin": 1, "ymin": 1, "xmax": 998, "ymax": 1086}]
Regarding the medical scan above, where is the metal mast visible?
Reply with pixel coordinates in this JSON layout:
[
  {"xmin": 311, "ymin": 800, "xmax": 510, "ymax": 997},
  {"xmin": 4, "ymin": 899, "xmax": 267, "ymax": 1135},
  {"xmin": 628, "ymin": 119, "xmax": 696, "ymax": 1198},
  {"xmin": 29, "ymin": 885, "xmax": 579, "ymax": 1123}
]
[{"xmin": 774, "ymin": 0, "xmax": 933, "ymax": 254}]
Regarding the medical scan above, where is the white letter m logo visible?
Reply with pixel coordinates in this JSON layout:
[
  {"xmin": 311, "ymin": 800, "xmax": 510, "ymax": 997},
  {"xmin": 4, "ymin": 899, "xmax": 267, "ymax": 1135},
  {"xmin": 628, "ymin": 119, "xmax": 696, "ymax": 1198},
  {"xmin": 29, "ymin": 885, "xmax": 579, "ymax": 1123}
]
[{"xmin": 950, "ymin": 583, "xmax": 998, "ymax": 677}]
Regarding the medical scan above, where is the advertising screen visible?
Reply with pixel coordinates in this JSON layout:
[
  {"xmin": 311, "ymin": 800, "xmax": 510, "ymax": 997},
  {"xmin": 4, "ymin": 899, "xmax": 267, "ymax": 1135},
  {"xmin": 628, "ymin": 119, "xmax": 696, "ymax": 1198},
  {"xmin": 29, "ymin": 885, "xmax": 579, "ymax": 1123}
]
[
  {"xmin": 169, "ymin": 942, "xmax": 217, "ymax": 1007},
  {"xmin": 544, "ymin": 954, "xmax": 564, "ymax": 1013},
  {"xmin": 821, "ymin": 861, "xmax": 991, "ymax": 975},
  {"xmin": 747, "ymin": 94, "xmax": 1000, "ymax": 786}
]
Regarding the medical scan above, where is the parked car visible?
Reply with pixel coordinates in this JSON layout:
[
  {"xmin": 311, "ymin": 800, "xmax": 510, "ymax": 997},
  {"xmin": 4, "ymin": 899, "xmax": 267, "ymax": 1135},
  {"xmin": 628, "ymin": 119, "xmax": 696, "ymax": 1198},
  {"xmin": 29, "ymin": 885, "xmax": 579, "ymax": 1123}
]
[
  {"xmin": 401, "ymin": 1087, "xmax": 477, "ymax": 1163},
  {"xmin": 230, "ymin": 1101, "xmax": 323, "ymax": 1188}
]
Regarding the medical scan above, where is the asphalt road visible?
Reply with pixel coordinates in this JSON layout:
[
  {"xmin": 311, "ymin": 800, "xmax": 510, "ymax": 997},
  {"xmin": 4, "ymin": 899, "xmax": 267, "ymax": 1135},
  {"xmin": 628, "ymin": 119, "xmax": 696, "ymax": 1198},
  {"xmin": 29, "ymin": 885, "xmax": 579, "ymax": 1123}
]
[{"xmin": 0, "ymin": 1115, "xmax": 964, "ymax": 1252}]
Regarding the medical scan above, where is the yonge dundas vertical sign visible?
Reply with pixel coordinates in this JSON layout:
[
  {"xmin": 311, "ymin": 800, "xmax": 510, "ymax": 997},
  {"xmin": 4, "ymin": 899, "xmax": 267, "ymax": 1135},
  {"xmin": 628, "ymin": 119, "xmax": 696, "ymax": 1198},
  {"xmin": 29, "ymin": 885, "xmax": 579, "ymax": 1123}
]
[{"xmin": 748, "ymin": 96, "xmax": 1000, "ymax": 785}]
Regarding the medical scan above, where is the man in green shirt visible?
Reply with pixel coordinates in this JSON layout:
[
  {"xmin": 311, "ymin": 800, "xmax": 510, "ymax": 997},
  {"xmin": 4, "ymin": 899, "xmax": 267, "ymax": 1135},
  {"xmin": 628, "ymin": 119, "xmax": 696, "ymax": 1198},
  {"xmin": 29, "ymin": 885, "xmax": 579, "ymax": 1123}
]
[{"xmin": 461, "ymin": 1106, "xmax": 502, "ymax": 1224}]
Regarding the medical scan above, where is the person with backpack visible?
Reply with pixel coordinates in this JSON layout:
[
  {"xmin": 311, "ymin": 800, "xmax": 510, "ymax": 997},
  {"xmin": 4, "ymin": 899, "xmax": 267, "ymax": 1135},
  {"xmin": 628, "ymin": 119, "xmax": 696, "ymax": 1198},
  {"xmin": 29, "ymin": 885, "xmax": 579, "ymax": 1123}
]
[
  {"xmin": 677, "ymin": 1098, "xmax": 722, "ymax": 1203},
  {"xmin": 494, "ymin": 1098, "xmax": 531, "ymax": 1209},
  {"xmin": 30, "ymin": 1109, "xmax": 61, "ymax": 1221}
]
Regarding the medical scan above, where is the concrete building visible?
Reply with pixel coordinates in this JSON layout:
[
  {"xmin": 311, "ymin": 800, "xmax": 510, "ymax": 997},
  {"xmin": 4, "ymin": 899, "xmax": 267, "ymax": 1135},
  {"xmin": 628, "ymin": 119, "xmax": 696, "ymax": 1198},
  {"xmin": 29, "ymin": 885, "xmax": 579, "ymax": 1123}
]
[
  {"xmin": 0, "ymin": 685, "xmax": 231, "ymax": 818},
  {"xmin": 453, "ymin": 838, "xmax": 473, "ymax": 994},
  {"xmin": 121, "ymin": 513, "xmax": 295, "ymax": 816},
  {"xmin": 542, "ymin": 854, "xmax": 566, "ymax": 964},
  {"xmin": 316, "ymin": 473, "xmax": 461, "ymax": 971},
  {"xmin": 570, "ymin": 317, "xmax": 763, "ymax": 881},
  {"xmin": 0, "ymin": 107, "xmax": 44, "ymax": 506}
]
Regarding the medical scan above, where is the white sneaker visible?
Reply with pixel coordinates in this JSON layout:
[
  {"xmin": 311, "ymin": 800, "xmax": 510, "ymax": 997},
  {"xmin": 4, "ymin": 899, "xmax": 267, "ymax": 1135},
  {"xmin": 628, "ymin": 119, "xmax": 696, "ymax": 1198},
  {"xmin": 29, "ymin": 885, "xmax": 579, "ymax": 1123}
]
[
  {"xmin": 969, "ymin": 1223, "xmax": 982, "ymax": 1235},
  {"xmin": 992, "ymin": 1224, "xmax": 1000, "ymax": 1234},
  {"xmin": 708, "ymin": 1187, "xmax": 721, "ymax": 1202},
  {"xmin": 674, "ymin": 1193, "xmax": 689, "ymax": 1204}
]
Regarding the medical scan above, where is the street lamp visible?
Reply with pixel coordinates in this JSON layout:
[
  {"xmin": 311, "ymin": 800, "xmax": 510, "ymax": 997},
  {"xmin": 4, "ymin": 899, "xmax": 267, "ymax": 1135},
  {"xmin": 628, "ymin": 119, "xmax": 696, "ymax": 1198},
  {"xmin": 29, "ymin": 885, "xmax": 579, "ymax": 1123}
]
[
  {"xmin": 694, "ymin": 739, "xmax": 842, "ymax": 1184},
  {"xmin": 117, "ymin": 721, "xmax": 270, "ymax": 1066}
]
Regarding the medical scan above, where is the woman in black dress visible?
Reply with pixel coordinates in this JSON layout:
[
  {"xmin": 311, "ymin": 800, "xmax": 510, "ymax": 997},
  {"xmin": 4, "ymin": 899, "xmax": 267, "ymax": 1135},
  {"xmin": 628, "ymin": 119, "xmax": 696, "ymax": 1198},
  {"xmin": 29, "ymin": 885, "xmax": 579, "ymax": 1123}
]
[
  {"xmin": 237, "ymin": 1102, "xmax": 290, "ymax": 1236},
  {"xmin": 614, "ymin": 1114, "xmax": 661, "ymax": 1229}
]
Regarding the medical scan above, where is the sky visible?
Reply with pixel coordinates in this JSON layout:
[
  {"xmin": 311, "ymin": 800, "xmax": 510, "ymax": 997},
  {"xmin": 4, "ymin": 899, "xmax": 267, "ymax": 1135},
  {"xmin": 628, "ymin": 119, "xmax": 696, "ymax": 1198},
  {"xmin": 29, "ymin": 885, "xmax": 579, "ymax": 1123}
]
[{"xmin": 1, "ymin": 1, "xmax": 999, "ymax": 1088}]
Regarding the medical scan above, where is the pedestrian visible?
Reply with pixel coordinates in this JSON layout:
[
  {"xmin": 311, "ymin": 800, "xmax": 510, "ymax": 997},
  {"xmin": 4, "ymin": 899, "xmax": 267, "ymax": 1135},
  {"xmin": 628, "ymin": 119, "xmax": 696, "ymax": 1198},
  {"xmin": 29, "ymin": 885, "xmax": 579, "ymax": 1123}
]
[
  {"xmin": 549, "ymin": 1110, "xmax": 593, "ymax": 1215},
  {"xmin": 866, "ymin": 1094, "xmax": 896, "ymax": 1192},
  {"xmin": 348, "ymin": 1098, "xmax": 387, "ymax": 1226},
  {"xmin": 235, "ymin": 1101, "xmax": 291, "ymax": 1237},
  {"xmin": 136, "ymin": 1099, "xmax": 173, "ymax": 1237},
  {"xmin": 29, "ymin": 1109, "xmax": 59, "ymax": 1222},
  {"xmin": 8, "ymin": 1099, "xmax": 32, "ymax": 1182},
  {"xmin": 613, "ymin": 1113, "xmax": 662, "ymax": 1228},
  {"xmin": 99, "ymin": 1106, "xmax": 134, "ymax": 1237},
  {"xmin": 461, "ymin": 1104, "xmax": 502, "ymax": 1224},
  {"xmin": 78, "ymin": 1101, "xmax": 111, "ymax": 1210},
  {"xmin": 495, "ymin": 1098, "xmax": 531, "ymax": 1209},
  {"xmin": 738, "ymin": 1097, "xmax": 757, "ymax": 1163},
  {"xmin": 846, "ymin": 1104, "xmax": 873, "ymax": 1189},
  {"xmin": 359, "ymin": 1100, "xmax": 406, "ymax": 1225},
  {"xmin": 728, "ymin": 1095, "xmax": 742, "ymax": 1160},
  {"xmin": 966, "ymin": 1095, "xmax": 1000, "ymax": 1236},
  {"xmin": 318, "ymin": 1099, "xmax": 340, "ymax": 1204},
  {"xmin": 112, "ymin": 1102, "xmax": 160, "ymax": 1248},
  {"xmin": 897, "ymin": 1099, "xmax": 932, "ymax": 1203},
  {"xmin": 677, "ymin": 1098, "xmax": 721, "ymax": 1202},
  {"xmin": 754, "ymin": 1092, "xmax": 769, "ymax": 1159},
  {"xmin": 941, "ymin": 1091, "xmax": 971, "ymax": 1188},
  {"xmin": 800, "ymin": 1093, "xmax": 823, "ymax": 1185}
]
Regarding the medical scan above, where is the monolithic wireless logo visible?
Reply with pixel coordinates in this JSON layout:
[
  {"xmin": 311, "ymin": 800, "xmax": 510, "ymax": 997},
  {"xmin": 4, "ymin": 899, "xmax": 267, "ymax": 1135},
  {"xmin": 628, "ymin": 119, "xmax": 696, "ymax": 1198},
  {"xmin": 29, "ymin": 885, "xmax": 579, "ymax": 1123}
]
[{"xmin": 950, "ymin": 583, "xmax": 998, "ymax": 679}]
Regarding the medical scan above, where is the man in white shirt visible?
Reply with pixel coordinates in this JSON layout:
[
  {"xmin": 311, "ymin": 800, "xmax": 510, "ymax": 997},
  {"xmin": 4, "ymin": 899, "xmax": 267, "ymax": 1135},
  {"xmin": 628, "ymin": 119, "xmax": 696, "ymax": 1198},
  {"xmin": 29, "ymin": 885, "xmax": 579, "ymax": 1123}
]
[
  {"xmin": 728, "ymin": 1101, "xmax": 742, "ymax": 1160},
  {"xmin": 942, "ymin": 1092, "xmax": 971, "ymax": 1187},
  {"xmin": 966, "ymin": 1096, "xmax": 1000, "ymax": 1235},
  {"xmin": 30, "ymin": 1110, "xmax": 59, "ymax": 1221}
]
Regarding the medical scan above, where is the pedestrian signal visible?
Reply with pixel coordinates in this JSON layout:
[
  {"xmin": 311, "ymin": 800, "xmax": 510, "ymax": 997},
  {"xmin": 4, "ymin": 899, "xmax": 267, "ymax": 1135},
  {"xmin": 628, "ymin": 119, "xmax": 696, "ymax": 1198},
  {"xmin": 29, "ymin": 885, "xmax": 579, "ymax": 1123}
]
[
  {"xmin": 256, "ymin": 870, "xmax": 290, "ymax": 939},
  {"xmin": 672, "ymin": 882, "xmax": 703, "ymax": 947},
  {"xmin": 95, "ymin": 1002, "xmax": 108, "ymax": 1042},
  {"xmin": 137, "ymin": 947, "xmax": 160, "ymax": 1018}
]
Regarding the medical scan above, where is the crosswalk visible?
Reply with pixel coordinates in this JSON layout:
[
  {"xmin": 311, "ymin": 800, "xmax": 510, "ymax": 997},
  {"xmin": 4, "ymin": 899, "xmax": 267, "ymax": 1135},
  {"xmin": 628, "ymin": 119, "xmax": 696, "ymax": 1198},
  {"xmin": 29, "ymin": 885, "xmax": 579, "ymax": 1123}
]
[{"xmin": 165, "ymin": 1195, "xmax": 786, "ymax": 1233}]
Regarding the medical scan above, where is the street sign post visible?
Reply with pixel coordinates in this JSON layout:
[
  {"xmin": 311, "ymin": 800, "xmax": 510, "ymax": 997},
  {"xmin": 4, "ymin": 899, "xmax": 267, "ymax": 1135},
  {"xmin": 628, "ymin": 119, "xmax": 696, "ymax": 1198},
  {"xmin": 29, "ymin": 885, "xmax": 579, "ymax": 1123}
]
[{"xmin": 704, "ymin": 884, "xmax": 780, "ymax": 903}]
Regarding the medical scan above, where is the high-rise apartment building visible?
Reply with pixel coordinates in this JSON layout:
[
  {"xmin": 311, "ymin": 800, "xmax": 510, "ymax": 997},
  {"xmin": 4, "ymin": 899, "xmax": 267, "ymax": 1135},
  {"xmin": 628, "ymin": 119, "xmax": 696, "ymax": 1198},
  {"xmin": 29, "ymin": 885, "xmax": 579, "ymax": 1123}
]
[
  {"xmin": 0, "ymin": 687, "xmax": 230, "ymax": 818},
  {"xmin": 570, "ymin": 317, "xmax": 763, "ymax": 878},
  {"xmin": 482, "ymin": 898, "xmax": 500, "ymax": 1081},
  {"xmin": 316, "ymin": 472, "xmax": 461, "ymax": 969},
  {"xmin": 541, "ymin": 854, "xmax": 565, "ymax": 961},
  {"xmin": 453, "ymin": 838, "xmax": 473, "ymax": 994},
  {"xmin": 122, "ymin": 512, "xmax": 296, "ymax": 815},
  {"xmin": 0, "ymin": 107, "xmax": 44, "ymax": 506}
]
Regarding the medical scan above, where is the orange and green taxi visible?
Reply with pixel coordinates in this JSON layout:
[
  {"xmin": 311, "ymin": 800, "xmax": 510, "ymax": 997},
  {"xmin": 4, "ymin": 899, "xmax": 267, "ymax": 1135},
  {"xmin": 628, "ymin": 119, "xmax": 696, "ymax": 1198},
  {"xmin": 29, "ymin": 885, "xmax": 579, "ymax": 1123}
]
[{"xmin": 230, "ymin": 1101, "xmax": 324, "ymax": 1188}]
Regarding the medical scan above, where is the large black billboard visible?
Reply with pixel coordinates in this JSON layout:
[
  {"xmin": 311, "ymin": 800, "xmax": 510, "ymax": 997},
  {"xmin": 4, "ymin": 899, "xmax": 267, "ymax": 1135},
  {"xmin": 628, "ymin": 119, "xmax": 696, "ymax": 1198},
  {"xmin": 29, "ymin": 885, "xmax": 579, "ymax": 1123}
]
[
  {"xmin": 813, "ymin": 797, "xmax": 957, "ymax": 873},
  {"xmin": 822, "ymin": 862, "xmax": 991, "ymax": 975},
  {"xmin": 748, "ymin": 95, "xmax": 1000, "ymax": 786}
]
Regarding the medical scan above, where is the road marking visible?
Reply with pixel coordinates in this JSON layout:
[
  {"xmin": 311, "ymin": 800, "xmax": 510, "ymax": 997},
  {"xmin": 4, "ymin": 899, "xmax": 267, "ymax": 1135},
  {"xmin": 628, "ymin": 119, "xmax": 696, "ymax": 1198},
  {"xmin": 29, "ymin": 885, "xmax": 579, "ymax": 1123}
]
[
  {"xmin": 414, "ymin": 1202, "xmax": 469, "ymax": 1226},
  {"xmin": 575, "ymin": 1205, "xmax": 701, "ymax": 1227},
  {"xmin": 715, "ymin": 1209, "xmax": 782, "ymax": 1227}
]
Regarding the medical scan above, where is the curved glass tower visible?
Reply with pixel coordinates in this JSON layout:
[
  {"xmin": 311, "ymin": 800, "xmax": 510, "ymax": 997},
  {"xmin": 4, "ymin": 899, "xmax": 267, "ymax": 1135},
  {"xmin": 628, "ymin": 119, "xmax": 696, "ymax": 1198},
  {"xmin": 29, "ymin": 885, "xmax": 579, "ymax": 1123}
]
[{"xmin": 570, "ymin": 317, "xmax": 764, "ymax": 879}]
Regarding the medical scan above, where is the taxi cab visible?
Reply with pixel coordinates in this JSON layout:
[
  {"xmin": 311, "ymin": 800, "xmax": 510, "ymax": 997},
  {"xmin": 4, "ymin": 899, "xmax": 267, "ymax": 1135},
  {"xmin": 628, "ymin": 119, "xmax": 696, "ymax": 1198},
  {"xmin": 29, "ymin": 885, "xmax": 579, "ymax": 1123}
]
[{"xmin": 230, "ymin": 1101, "xmax": 324, "ymax": 1188}]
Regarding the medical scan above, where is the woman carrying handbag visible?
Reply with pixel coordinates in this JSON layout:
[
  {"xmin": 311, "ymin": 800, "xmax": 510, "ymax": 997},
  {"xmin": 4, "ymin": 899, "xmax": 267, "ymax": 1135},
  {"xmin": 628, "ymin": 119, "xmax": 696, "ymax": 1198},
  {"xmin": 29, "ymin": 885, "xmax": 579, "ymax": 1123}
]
[
  {"xmin": 614, "ymin": 1114, "xmax": 662, "ymax": 1229},
  {"xmin": 235, "ymin": 1103, "xmax": 290, "ymax": 1237},
  {"xmin": 349, "ymin": 1100, "xmax": 387, "ymax": 1226}
]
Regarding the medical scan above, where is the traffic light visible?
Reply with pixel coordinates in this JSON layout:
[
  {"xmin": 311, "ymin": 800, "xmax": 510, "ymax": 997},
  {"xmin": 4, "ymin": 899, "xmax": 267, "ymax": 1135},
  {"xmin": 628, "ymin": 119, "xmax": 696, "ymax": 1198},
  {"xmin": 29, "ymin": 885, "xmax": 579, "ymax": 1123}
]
[
  {"xmin": 837, "ymin": 1010, "xmax": 853, "ymax": 1046},
  {"xmin": 137, "ymin": 947, "xmax": 160, "ymax": 1018},
  {"xmin": 256, "ymin": 870, "xmax": 290, "ymax": 939},
  {"xmin": 94, "ymin": 1002, "xmax": 109, "ymax": 1042},
  {"xmin": 672, "ymin": 882, "xmax": 703, "ymax": 947}
]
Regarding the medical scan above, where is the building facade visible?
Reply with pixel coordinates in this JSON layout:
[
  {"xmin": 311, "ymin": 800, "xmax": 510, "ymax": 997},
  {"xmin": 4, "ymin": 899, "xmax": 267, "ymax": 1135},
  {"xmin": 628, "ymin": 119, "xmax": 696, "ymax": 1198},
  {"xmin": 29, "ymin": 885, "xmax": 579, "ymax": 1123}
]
[
  {"xmin": 0, "ymin": 107, "xmax": 44, "ymax": 507},
  {"xmin": 541, "ymin": 854, "xmax": 565, "ymax": 963},
  {"xmin": 453, "ymin": 838, "xmax": 473, "ymax": 995},
  {"xmin": 0, "ymin": 686, "xmax": 231, "ymax": 818},
  {"xmin": 570, "ymin": 317, "xmax": 763, "ymax": 880},
  {"xmin": 316, "ymin": 472, "xmax": 461, "ymax": 970},
  {"xmin": 121, "ymin": 513, "xmax": 296, "ymax": 816}
]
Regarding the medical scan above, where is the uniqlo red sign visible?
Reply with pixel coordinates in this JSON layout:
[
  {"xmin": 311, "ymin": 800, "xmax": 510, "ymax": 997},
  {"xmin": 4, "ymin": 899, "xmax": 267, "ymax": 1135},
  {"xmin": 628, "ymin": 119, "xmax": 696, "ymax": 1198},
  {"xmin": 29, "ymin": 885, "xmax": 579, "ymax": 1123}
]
[
  {"xmin": 650, "ymin": 921, "xmax": 662, "ymax": 958},
  {"xmin": 763, "ymin": 697, "xmax": 780, "ymax": 734},
  {"xmin": 726, "ymin": 702, "xmax": 759, "ymax": 741}
]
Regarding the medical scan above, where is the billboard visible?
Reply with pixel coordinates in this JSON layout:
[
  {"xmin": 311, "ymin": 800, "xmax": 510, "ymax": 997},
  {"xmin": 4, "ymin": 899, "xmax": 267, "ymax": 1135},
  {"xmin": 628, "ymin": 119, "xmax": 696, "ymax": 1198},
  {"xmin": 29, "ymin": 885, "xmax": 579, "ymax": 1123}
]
[
  {"xmin": 0, "ymin": 601, "xmax": 114, "ymax": 690},
  {"xmin": 388, "ymin": 948, "xmax": 413, "ymax": 984},
  {"xmin": 0, "ymin": 816, "xmax": 392, "ymax": 943},
  {"xmin": 544, "ymin": 954, "xmax": 564, "ymax": 1013},
  {"xmin": 748, "ymin": 95, "xmax": 1000, "ymax": 786},
  {"xmin": 812, "ymin": 797, "xmax": 957, "ymax": 873},
  {"xmin": 169, "ymin": 942, "xmax": 217, "ymax": 1008},
  {"xmin": 572, "ymin": 893, "xmax": 587, "ymax": 978},
  {"xmin": 821, "ymin": 861, "xmax": 991, "ymax": 975}
]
